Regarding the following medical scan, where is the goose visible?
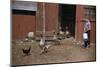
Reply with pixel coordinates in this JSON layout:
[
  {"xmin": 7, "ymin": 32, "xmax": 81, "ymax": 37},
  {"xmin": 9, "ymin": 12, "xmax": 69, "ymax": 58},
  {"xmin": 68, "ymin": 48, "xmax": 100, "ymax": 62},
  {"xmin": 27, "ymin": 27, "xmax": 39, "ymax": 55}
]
[
  {"xmin": 39, "ymin": 37, "xmax": 48, "ymax": 54},
  {"xmin": 39, "ymin": 38, "xmax": 45, "ymax": 49},
  {"xmin": 53, "ymin": 32, "xmax": 60, "ymax": 45},
  {"xmin": 59, "ymin": 31, "xmax": 64, "ymax": 35}
]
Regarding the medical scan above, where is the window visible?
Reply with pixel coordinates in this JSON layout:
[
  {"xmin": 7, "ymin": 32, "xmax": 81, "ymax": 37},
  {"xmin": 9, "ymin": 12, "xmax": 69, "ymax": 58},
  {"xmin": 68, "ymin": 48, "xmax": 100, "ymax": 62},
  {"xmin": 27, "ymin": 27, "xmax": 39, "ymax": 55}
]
[{"xmin": 84, "ymin": 6, "xmax": 96, "ymax": 21}]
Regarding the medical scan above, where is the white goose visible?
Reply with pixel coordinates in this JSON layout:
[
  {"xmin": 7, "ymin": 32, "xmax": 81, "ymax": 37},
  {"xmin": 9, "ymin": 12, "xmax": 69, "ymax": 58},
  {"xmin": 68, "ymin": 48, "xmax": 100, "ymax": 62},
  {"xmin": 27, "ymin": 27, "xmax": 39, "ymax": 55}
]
[
  {"xmin": 39, "ymin": 38, "xmax": 45, "ymax": 49},
  {"xmin": 59, "ymin": 30, "xmax": 64, "ymax": 35},
  {"xmin": 39, "ymin": 37, "xmax": 52, "ymax": 55},
  {"xmin": 65, "ymin": 31, "xmax": 69, "ymax": 35}
]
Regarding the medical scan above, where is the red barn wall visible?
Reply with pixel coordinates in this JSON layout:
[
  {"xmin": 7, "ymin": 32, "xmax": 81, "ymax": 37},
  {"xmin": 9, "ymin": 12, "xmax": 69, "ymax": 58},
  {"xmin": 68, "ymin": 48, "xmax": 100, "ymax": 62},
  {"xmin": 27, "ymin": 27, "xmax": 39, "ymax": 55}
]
[
  {"xmin": 45, "ymin": 3, "xmax": 58, "ymax": 32},
  {"xmin": 36, "ymin": 3, "xmax": 58, "ymax": 35},
  {"xmin": 90, "ymin": 21, "xmax": 96, "ymax": 43},
  {"xmin": 75, "ymin": 5, "xmax": 84, "ymax": 42},
  {"xmin": 36, "ymin": 3, "xmax": 43, "ymax": 32},
  {"xmin": 12, "ymin": 15, "xmax": 36, "ymax": 40}
]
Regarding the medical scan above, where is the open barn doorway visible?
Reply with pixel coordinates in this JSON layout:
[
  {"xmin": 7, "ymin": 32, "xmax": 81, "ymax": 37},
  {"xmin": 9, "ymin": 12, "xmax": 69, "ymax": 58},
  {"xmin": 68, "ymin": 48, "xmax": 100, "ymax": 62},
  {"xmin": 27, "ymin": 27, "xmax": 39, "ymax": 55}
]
[{"xmin": 59, "ymin": 4, "xmax": 76, "ymax": 37}]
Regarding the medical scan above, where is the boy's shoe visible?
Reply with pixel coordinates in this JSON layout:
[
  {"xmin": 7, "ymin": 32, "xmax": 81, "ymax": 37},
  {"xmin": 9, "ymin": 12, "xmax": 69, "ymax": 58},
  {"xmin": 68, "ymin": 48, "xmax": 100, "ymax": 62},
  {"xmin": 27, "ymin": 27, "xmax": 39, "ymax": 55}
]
[{"xmin": 87, "ymin": 45, "xmax": 90, "ymax": 48}]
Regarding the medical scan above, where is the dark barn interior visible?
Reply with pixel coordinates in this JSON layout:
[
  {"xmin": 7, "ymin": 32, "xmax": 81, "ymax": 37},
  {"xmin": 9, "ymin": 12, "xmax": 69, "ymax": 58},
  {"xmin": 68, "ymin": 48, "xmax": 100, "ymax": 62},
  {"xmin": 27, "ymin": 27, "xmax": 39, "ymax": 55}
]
[{"xmin": 59, "ymin": 4, "xmax": 76, "ymax": 37}]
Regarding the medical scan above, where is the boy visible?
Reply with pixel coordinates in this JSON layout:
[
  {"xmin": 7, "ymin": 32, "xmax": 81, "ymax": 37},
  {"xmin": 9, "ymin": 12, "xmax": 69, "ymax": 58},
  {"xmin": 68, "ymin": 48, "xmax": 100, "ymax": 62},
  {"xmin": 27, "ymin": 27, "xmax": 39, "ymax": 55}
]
[{"xmin": 84, "ymin": 19, "xmax": 91, "ymax": 47}]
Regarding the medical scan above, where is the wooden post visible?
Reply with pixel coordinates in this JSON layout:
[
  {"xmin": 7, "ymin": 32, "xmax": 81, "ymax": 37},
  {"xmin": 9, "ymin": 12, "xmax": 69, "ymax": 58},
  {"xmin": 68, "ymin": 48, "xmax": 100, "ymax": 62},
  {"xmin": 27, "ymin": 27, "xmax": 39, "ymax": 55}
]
[{"xmin": 43, "ymin": 3, "xmax": 45, "ymax": 42}]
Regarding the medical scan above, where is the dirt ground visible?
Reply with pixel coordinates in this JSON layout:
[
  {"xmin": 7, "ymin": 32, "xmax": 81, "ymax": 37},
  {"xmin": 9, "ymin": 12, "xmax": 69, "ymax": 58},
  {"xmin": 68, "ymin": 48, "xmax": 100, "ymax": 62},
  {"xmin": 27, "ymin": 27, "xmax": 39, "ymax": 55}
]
[{"xmin": 11, "ymin": 38, "xmax": 96, "ymax": 65}]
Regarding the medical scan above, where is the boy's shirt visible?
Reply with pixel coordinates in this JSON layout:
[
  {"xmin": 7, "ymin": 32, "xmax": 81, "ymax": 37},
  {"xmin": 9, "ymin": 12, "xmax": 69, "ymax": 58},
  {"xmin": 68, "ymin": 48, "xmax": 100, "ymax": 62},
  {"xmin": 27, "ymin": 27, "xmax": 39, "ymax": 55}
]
[{"xmin": 84, "ymin": 21, "xmax": 91, "ymax": 32}]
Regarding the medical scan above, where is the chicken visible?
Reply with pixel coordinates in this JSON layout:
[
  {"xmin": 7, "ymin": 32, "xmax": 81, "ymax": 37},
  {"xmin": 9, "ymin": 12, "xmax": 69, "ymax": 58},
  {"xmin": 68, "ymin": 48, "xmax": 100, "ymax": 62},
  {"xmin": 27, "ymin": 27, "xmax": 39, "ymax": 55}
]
[
  {"xmin": 65, "ymin": 31, "xmax": 69, "ymax": 35},
  {"xmin": 53, "ymin": 33, "xmax": 57, "ymax": 41},
  {"xmin": 39, "ymin": 38, "xmax": 50, "ymax": 55},
  {"xmin": 24, "ymin": 32, "xmax": 35, "ymax": 42},
  {"xmin": 53, "ymin": 32, "xmax": 61, "ymax": 45},
  {"xmin": 59, "ymin": 31, "xmax": 64, "ymax": 35},
  {"xmin": 27, "ymin": 32, "xmax": 34, "ymax": 39},
  {"xmin": 22, "ymin": 46, "xmax": 31, "ymax": 56},
  {"xmin": 59, "ymin": 31, "xmax": 66, "ymax": 39},
  {"xmin": 65, "ymin": 30, "xmax": 70, "ymax": 38},
  {"xmin": 57, "ymin": 38, "xmax": 62, "ymax": 40}
]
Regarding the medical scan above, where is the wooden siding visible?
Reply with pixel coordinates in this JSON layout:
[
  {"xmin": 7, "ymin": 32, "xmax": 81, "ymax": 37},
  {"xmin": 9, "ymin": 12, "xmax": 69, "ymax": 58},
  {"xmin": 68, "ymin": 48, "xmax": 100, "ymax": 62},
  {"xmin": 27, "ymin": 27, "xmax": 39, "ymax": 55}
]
[{"xmin": 12, "ymin": 15, "xmax": 36, "ymax": 40}]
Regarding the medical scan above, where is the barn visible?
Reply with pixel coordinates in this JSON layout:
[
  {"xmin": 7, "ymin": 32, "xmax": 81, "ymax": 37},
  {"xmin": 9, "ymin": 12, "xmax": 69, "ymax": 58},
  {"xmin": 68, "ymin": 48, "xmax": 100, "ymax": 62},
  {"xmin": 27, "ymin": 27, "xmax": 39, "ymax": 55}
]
[{"xmin": 12, "ymin": 1, "xmax": 96, "ymax": 43}]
